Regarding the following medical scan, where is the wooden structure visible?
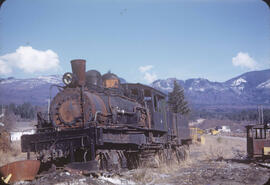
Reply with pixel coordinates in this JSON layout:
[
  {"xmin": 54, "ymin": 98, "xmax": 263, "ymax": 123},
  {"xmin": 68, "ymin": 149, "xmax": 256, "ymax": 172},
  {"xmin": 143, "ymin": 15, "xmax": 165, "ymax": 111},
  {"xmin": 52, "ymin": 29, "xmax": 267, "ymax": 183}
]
[{"xmin": 246, "ymin": 124, "xmax": 270, "ymax": 158}]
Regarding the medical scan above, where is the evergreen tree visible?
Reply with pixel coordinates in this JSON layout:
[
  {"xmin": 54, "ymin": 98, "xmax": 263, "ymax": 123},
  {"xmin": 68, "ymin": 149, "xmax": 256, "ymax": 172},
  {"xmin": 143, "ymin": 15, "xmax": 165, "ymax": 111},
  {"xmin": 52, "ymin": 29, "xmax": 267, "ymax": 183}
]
[
  {"xmin": 6, "ymin": 102, "xmax": 36, "ymax": 119},
  {"xmin": 168, "ymin": 81, "xmax": 190, "ymax": 115}
]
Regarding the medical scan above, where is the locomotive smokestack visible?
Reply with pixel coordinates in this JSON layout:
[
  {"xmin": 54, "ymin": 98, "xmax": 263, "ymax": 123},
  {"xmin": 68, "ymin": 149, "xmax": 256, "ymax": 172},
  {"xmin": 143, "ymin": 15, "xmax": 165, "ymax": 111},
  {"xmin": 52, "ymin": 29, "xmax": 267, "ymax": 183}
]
[{"xmin": 71, "ymin": 59, "xmax": 86, "ymax": 86}]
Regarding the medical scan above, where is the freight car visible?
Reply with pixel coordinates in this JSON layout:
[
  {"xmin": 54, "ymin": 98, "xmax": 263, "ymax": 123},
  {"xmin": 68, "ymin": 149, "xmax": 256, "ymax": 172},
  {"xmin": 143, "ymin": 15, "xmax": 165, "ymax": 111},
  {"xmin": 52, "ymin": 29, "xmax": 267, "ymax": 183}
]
[
  {"xmin": 21, "ymin": 59, "xmax": 191, "ymax": 170},
  {"xmin": 246, "ymin": 124, "xmax": 270, "ymax": 159}
]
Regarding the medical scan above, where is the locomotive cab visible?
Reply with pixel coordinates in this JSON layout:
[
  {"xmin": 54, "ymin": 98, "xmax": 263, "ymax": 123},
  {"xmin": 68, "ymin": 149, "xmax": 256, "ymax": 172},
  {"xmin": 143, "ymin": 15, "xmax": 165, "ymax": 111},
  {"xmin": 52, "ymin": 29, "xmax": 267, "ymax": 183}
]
[
  {"xmin": 122, "ymin": 83, "xmax": 167, "ymax": 130},
  {"xmin": 122, "ymin": 83, "xmax": 191, "ymax": 145}
]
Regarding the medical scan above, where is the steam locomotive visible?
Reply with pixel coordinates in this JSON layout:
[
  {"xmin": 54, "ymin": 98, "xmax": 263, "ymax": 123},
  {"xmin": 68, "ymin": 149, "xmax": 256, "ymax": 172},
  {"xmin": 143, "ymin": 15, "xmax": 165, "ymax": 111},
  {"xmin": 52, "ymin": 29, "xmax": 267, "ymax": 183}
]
[{"xmin": 21, "ymin": 59, "xmax": 191, "ymax": 170}]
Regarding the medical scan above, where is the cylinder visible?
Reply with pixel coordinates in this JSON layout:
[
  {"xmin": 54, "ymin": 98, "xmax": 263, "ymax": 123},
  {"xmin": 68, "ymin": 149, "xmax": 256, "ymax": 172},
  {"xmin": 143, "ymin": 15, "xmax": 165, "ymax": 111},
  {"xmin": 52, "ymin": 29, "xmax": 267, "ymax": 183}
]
[{"xmin": 71, "ymin": 59, "xmax": 86, "ymax": 86}]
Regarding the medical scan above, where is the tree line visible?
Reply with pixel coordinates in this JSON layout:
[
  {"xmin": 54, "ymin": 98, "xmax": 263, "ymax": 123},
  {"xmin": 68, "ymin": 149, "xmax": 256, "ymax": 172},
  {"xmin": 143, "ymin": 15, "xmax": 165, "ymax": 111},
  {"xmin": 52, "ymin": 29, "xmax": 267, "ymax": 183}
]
[
  {"xmin": 2, "ymin": 102, "xmax": 38, "ymax": 120},
  {"xmin": 189, "ymin": 108, "xmax": 270, "ymax": 123},
  {"xmin": 167, "ymin": 81, "xmax": 270, "ymax": 124}
]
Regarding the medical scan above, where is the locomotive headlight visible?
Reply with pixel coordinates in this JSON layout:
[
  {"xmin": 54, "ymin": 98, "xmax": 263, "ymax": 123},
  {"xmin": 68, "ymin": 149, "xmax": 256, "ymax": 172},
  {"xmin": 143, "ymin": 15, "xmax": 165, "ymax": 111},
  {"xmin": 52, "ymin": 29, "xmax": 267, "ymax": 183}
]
[{"xmin": 62, "ymin": 72, "xmax": 74, "ymax": 86}]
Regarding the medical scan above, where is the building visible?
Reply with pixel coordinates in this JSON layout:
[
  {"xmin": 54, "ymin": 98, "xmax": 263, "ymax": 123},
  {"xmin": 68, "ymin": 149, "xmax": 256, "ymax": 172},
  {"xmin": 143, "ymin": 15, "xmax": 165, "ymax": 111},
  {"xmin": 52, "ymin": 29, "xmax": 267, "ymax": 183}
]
[{"xmin": 9, "ymin": 122, "xmax": 36, "ymax": 142}]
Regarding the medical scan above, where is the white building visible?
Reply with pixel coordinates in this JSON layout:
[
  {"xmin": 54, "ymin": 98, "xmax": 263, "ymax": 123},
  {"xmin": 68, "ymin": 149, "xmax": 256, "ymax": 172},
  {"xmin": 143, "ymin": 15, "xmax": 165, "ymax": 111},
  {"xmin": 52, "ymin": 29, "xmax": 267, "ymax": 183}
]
[
  {"xmin": 10, "ymin": 129, "xmax": 36, "ymax": 141},
  {"xmin": 217, "ymin": 125, "xmax": 231, "ymax": 133},
  {"xmin": 9, "ymin": 121, "xmax": 36, "ymax": 142}
]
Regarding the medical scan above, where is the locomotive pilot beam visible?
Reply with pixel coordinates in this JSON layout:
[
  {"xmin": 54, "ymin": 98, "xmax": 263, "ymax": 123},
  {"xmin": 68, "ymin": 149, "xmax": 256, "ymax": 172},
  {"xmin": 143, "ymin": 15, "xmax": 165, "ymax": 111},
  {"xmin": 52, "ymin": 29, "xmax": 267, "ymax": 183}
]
[{"xmin": 21, "ymin": 59, "xmax": 191, "ymax": 170}]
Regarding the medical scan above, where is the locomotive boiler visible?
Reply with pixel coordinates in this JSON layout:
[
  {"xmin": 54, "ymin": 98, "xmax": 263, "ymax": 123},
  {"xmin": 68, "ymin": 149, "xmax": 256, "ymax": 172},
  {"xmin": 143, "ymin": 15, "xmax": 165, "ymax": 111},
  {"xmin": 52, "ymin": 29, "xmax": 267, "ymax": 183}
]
[
  {"xmin": 50, "ymin": 60, "xmax": 146, "ymax": 130},
  {"xmin": 21, "ymin": 59, "xmax": 191, "ymax": 170}
]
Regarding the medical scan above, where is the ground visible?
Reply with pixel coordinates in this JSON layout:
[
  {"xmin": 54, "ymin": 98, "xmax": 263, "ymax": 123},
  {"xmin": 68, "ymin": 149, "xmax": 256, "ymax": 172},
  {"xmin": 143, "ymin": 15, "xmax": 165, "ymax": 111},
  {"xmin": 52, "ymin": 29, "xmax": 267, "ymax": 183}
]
[{"xmin": 7, "ymin": 135, "xmax": 270, "ymax": 185}]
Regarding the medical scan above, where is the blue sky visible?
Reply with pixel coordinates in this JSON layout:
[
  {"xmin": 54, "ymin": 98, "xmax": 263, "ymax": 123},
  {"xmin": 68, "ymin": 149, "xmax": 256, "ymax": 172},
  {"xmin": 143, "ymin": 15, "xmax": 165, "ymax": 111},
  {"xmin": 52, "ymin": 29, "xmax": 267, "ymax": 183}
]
[{"xmin": 0, "ymin": 0, "xmax": 269, "ymax": 84}]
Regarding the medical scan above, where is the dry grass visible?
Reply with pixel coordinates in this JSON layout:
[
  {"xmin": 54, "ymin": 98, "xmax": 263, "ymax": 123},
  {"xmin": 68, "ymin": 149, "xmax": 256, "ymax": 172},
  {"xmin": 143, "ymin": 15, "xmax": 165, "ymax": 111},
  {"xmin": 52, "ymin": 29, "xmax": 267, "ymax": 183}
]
[
  {"xmin": 130, "ymin": 147, "xmax": 192, "ymax": 184},
  {"xmin": 123, "ymin": 136, "xmax": 248, "ymax": 185},
  {"xmin": 130, "ymin": 159, "xmax": 193, "ymax": 185},
  {"xmin": 0, "ymin": 141, "xmax": 26, "ymax": 167},
  {"xmin": 190, "ymin": 135, "xmax": 246, "ymax": 161},
  {"xmin": 131, "ymin": 168, "xmax": 154, "ymax": 184}
]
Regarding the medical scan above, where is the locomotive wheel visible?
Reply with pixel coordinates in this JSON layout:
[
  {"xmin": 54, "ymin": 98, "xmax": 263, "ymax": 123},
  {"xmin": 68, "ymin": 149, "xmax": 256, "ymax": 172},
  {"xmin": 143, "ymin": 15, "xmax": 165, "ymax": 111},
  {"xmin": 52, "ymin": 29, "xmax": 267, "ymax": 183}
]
[{"xmin": 96, "ymin": 150, "xmax": 128, "ymax": 172}]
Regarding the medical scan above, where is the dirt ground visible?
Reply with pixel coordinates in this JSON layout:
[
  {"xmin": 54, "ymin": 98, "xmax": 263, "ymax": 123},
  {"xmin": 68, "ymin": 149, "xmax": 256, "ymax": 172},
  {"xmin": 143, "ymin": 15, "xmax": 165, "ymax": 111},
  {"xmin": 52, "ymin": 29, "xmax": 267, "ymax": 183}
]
[
  {"xmin": 8, "ymin": 135, "xmax": 270, "ymax": 185},
  {"xmin": 115, "ymin": 135, "xmax": 270, "ymax": 185}
]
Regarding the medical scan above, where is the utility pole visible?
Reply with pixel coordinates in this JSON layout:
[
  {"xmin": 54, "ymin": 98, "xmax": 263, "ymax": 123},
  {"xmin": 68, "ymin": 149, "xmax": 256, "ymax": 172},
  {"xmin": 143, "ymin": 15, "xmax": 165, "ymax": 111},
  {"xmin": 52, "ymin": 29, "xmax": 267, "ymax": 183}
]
[
  {"xmin": 0, "ymin": 105, "xmax": 5, "ymax": 127},
  {"xmin": 258, "ymin": 105, "xmax": 264, "ymax": 125},
  {"xmin": 47, "ymin": 99, "xmax": 50, "ymax": 121}
]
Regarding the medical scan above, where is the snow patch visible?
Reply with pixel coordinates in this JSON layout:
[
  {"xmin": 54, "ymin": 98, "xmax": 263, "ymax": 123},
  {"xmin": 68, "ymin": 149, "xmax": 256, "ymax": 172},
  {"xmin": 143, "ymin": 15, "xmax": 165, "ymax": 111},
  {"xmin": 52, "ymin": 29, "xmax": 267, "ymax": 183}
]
[
  {"xmin": 199, "ymin": 88, "xmax": 205, "ymax": 92},
  {"xmin": 0, "ymin": 78, "xmax": 18, "ymax": 84},
  {"xmin": 257, "ymin": 79, "xmax": 270, "ymax": 89},
  {"xmin": 37, "ymin": 75, "xmax": 62, "ymax": 84},
  {"xmin": 189, "ymin": 118, "xmax": 205, "ymax": 126},
  {"xmin": 153, "ymin": 80, "xmax": 173, "ymax": 92},
  {"xmin": 231, "ymin": 77, "xmax": 247, "ymax": 87},
  {"xmin": 161, "ymin": 86, "xmax": 173, "ymax": 91},
  {"xmin": 99, "ymin": 176, "xmax": 136, "ymax": 185},
  {"xmin": 230, "ymin": 77, "xmax": 247, "ymax": 92}
]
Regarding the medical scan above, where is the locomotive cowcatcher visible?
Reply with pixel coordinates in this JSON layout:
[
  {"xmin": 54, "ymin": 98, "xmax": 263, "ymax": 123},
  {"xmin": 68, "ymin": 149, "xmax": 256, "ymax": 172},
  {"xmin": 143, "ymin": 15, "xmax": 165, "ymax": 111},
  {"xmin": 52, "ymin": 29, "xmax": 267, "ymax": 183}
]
[{"xmin": 21, "ymin": 59, "xmax": 191, "ymax": 170}]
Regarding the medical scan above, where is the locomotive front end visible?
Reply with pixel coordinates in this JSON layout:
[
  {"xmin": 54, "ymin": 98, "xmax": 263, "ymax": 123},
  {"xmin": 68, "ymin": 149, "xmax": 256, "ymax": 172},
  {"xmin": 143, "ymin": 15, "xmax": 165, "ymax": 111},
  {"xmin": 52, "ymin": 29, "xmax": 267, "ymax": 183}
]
[
  {"xmin": 50, "ymin": 59, "xmax": 86, "ymax": 129},
  {"xmin": 50, "ymin": 59, "xmax": 108, "ymax": 129}
]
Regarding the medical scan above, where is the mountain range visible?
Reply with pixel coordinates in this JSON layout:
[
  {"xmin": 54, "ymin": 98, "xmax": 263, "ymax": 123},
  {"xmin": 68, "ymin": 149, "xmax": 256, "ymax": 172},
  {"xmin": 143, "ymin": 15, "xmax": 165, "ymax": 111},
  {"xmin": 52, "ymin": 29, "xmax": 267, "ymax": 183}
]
[
  {"xmin": 0, "ymin": 75, "xmax": 62, "ymax": 105},
  {"xmin": 152, "ymin": 69, "xmax": 270, "ymax": 108},
  {"xmin": 1, "ymin": 69, "xmax": 270, "ymax": 108}
]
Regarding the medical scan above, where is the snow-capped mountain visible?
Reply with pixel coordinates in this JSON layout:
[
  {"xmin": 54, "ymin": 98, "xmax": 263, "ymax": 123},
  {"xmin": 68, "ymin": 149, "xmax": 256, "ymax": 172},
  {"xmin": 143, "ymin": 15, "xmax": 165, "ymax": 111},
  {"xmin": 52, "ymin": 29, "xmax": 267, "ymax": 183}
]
[
  {"xmin": 0, "ymin": 75, "xmax": 62, "ymax": 105},
  {"xmin": 0, "ymin": 75, "xmax": 61, "ymax": 89},
  {"xmin": 0, "ymin": 74, "xmax": 125, "ymax": 105},
  {"xmin": 152, "ymin": 69, "xmax": 270, "ymax": 107},
  {"xmin": 1, "ymin": 69, "xmax": 270, "ymax": 107}
]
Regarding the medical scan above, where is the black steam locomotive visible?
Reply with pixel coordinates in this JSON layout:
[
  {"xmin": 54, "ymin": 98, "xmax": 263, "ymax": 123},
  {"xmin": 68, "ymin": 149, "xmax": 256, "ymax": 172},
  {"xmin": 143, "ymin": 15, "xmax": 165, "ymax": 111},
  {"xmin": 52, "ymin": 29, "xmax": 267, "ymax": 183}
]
[{"xmin": 21, "ymin": 59, "xmax": 191, "ymax": 170}]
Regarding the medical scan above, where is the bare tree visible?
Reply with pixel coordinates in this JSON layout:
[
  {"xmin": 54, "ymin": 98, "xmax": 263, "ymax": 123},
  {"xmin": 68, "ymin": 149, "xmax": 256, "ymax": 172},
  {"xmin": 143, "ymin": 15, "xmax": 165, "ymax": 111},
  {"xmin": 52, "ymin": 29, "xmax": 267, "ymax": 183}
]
[{"xmin": 3, "ymin": 109, "xmax": 16, "ymax": 131}]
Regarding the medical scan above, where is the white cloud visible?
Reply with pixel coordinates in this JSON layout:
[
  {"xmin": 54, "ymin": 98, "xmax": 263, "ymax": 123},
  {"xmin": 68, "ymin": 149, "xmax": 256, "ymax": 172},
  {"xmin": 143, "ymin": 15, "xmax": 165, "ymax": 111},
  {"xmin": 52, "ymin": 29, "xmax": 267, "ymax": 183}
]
[
  {"xmin": 139, "ymin": 65, "xmax": 153, "ymax": 73},
  {"xmin": 232, "ymin": 52, "xmax": 258, "ymax": 70},
  {"xmin": 138, "ymin": 65, "xmax": 157, "ymax": 83},
  {"xmin": 144, "ymin": 72, "xmax": 157, "ymax": 83},
  {"xmin": 0, "ymin": 46, "xmax": 60, "ymax": 75},
  {"xmin": 0, "ymin": 60, "xmax": 12, "ymax": 75}
]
